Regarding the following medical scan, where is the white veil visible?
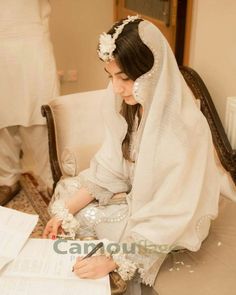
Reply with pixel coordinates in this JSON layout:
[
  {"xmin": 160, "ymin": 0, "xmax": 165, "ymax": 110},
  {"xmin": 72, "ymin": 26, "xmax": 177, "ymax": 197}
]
[{"xmin": 93, "ymin": 20, "xmax": 221, "ymax": 251}]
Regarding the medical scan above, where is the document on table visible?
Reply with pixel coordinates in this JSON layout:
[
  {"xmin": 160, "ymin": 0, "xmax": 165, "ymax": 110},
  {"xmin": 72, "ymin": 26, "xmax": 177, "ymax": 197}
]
[
  {"xmin": 0, "ymin": 206, "xmax": 38, "ymax": 270},
  {"xmin": 0, "ymin": 238, "xmax": 111, "ymax": 295}
]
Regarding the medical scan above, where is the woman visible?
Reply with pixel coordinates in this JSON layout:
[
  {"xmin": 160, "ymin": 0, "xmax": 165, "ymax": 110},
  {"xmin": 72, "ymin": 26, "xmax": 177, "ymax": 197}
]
[{"xmin": 43, "ymin": 16, "xmax": 222, "ymax": 290}]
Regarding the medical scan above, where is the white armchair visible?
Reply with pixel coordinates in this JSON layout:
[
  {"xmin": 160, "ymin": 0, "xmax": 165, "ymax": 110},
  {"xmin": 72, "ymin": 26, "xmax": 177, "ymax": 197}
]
[{"xmin": 42, "ymin": 67, "xmax": 236, "ymax": 295}]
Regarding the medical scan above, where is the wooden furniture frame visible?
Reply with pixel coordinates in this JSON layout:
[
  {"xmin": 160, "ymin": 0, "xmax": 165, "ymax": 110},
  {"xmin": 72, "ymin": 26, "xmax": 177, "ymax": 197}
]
[{"xmin": 180, "ymin": 66, "xmax": 236, "ymax": 183}]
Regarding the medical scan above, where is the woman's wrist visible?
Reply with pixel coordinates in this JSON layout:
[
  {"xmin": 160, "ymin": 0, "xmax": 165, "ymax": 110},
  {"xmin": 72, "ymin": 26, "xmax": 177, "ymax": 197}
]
[
  {"xmin": 66, "ymin": 186, "xmax": 95, "ymax": 215},
  {"xmin": 50, "ymin": 199, "xmax": 80, "ymax": 239},
  {"xmin": 107, "ymin": 256, "xmax": 118, "ymax": 273}
]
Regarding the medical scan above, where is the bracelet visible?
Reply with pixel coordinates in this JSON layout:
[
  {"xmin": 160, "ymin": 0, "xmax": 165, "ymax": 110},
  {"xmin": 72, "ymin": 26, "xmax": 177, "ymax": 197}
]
[
  {"xmin": 51, "ymin": 199, "xmax": 80, "ymax": 239},
  {"xmin": 112, "ymin": 253, "xmax": 137, "ymax": 281}
]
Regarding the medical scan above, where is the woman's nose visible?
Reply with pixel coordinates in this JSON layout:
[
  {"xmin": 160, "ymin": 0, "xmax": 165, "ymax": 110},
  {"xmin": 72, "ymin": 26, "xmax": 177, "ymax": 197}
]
[{"xmin": 112, "ymin": 79, "xmax": 123, "ymax": 95}]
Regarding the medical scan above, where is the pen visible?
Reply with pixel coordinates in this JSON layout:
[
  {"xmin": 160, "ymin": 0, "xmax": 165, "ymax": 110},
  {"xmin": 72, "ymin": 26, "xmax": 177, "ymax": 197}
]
[
  {"xmin": 72, "ymin": 242, "xmax": 104, "ymax": 272},
  {"xmin": 82, "ymin": 242, "xmax": 104, "ymax": 260}
]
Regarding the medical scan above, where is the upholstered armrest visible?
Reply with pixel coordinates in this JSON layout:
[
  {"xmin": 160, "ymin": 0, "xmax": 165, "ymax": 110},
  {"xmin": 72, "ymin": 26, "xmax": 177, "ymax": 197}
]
[
  {"xmin": 60, "ymin": 144, "xmax": 102, "ymax": 177},
  {"xmin": 41, "ymin": 89, "xmax": 106, "ymax": 189},
  {"xmin": 60, "ymin": 146, "xmax": 81, "ymax": 177}
]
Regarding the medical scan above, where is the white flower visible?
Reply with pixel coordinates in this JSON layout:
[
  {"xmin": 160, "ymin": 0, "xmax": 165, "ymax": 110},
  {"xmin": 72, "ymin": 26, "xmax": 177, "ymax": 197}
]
[
  {"xmin": 97, "ymin": 15, "xmax": 139, "ymax": 62},
  {"xmin": 98, "ymin": 33, "xmax": 116, "ymax": 61}
]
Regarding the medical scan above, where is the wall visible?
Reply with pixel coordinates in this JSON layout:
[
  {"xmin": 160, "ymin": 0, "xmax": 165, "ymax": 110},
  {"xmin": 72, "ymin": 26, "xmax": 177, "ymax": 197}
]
[
  {"xmin": 189, "ymin": 0, "xmax": 236, "ymax": 126},
  {"xmin": 49, "ymin": 1, "xmax": 236, "ymax": 126},
  {"xmin": 49, "ymin": 0, "xmax": 113, "ymax": 94}
]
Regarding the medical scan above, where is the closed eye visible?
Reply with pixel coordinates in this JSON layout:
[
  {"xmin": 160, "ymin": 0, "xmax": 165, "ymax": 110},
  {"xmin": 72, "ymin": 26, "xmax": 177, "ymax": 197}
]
[
  {"xmin": 121, "ymin": 76, "xmax": 130, "ymax": 81},
  {"xmin": 104, "ymin": 67, "xmax": 130, "ymax": 81}
]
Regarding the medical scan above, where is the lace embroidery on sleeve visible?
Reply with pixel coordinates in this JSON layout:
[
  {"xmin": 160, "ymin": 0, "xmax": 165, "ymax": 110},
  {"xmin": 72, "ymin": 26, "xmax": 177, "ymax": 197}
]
[
  {"xmin": 123, "ymin": 234, "xmax": 169, "ymax": 286},
  {"xmin": 128, "ymin": 247, "xmax": 166, "ymax": 286},
  {"xmin": 112, "ymin": 253, "xmax": 137, "ymax": 281},
  {"xmin": 102, "ymin": 237, "xmax": 167, "ymax": 285},
  {"xmin": 50, "ymin": 199, "xmax": 80, "ymax": 239},
  {"xmin": 79, "ymin": 174, "xmax": 113, "ymax": 205}
]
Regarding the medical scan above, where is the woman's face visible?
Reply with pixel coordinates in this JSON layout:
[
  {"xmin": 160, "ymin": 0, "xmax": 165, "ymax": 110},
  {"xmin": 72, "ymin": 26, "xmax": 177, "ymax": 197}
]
[{"xmin": 105, "ymin": 60, "xmax": 138, "ymax": 105}]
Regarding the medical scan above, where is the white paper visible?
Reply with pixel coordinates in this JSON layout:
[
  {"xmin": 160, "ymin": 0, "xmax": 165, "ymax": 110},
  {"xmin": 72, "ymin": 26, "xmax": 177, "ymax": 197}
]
[
  {"xmin": 0, "ymin": 206, "xmax": 38, "ymax": 270},
  {"xmin": 0, "ymin": 239, "xmax": 111, "ymax": 295}
]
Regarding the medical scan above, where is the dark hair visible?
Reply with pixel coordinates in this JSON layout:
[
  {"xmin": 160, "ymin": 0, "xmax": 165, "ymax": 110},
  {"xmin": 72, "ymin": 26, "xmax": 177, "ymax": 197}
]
[{"xmin": 107, "ymin": 19, "xmax": 154, "ymax": 161}]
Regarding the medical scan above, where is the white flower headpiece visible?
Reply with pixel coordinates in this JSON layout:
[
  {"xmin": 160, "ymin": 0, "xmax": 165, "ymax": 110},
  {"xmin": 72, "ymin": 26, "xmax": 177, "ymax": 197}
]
[{"xmin": 97, "ymin": 15, "xmax": 139, "ymax": 62}]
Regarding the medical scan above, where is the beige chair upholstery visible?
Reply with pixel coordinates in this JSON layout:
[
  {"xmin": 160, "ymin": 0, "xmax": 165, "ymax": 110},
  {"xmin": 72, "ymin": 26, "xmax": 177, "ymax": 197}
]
[
  {"xmin": 154, "ymin": 196, "xmax": 236, "ymax": 295},
  {"xmin": 42, "ymin": 66, "xmax": 236, "ymax": 294},
  {"xmin": 42, "ymin": 89, "xmax": 106, "ymax": 188}
]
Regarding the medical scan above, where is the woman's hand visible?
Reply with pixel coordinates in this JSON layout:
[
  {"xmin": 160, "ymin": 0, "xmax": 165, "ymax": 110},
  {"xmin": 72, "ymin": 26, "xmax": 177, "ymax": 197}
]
[
  {"xmin": 43, "ymin": 216, "xmax": 63, "ymax": 239},
  {"xmin": 73, "ymin": 256, "xmax": 117, "ymax": 279}
]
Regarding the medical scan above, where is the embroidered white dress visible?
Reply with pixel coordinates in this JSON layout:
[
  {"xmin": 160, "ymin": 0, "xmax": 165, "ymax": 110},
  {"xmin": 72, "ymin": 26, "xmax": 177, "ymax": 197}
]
[{"xmin": 50, "ymin": 114, "xmax": 163, "ymax": 286}]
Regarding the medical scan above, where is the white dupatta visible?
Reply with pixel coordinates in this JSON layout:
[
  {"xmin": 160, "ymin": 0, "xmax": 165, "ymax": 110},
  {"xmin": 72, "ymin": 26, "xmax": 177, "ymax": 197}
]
[{"xmin": 93, "ymin": 20, "xmax": 221, "ymax": 252}]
